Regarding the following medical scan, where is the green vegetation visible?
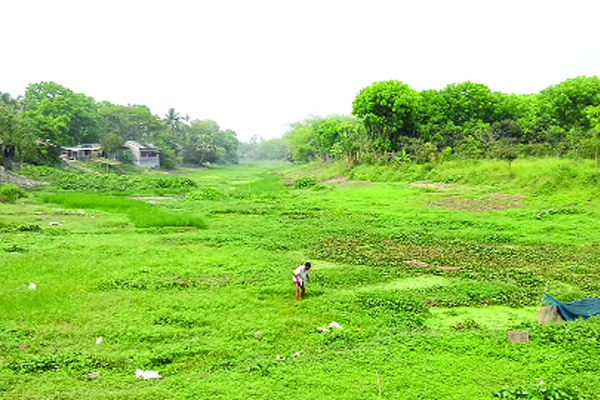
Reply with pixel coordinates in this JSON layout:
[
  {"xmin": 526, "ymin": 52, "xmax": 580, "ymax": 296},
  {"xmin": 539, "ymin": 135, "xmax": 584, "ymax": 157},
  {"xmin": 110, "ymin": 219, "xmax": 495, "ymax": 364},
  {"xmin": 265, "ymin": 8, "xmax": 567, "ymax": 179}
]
[
  {"xmin": 40, "ymin": 193, "xmax": 206, "ymax": 229},
  {"xmin": 1, "ymin": 160, "xmax": 600, "ymax": 398},
  {"xmin": 283, "ymin": 76, "xmax": 600, "ymax": 166},
  {"xmin": 0, "ymin": 183, "xmax": 26, "ymax": 203},
  {"xmin": 3, "ymin": 76, "xmax": 600, "ymax": 170},
  {"xmin": 19, "ymin": 165, "xmax": 197, "ymax": 194},
  {"xmin": 0, "ymin": 84, "xmax": 239, "ymax": 169}
]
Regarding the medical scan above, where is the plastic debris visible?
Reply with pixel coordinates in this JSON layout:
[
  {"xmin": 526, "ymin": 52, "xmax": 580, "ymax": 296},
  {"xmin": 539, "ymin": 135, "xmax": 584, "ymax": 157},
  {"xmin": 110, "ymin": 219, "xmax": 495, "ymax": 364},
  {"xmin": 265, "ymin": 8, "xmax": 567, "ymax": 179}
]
[
  {"xmin": 275, "ymin": 355, "xmax": 285, "ymax": 360},
  {"xmin": 96, "ymin": 336, "xmax": 103, "ymax": 345},
  {"xmin": 28, "ymin": 283, "xmax": 36, "ymax": 290},
  {"xmin": 136, "ymin": 369, "xmax": 162, "ymax": 380},
  {"xmin": 293, "ymin": 352, "xmax": 301, "ymax": 357},
  {"xmin": 317, "ymin": 327, "xmax": 328, "ymax": 333},
  {"xmin": 88, "ymin": 371, "xmax": 100, "ymax": 380},
  {"xmin": 49, "ymin": 222, "xmax": 62, "ymax": 226},
  {"xmin": 329, "ymin": 321, "xmax": 342, "ymax": 329}
]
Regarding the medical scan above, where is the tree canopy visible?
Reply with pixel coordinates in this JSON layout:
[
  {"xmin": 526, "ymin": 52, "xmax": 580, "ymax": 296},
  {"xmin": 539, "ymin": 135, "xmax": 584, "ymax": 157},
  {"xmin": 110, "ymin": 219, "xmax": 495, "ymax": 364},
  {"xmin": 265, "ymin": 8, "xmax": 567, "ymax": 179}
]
[{"xmin": 0, "ymin": 82, "xmax": 240, "ymax": 168}]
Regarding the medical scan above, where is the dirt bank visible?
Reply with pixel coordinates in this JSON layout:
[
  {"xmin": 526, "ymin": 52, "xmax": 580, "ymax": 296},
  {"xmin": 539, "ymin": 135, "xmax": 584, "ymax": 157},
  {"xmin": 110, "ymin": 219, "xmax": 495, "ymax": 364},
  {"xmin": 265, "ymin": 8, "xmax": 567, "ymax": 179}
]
[{"xmin": 0, "ymin": 166, "xmax": 46, "ymax": 188}]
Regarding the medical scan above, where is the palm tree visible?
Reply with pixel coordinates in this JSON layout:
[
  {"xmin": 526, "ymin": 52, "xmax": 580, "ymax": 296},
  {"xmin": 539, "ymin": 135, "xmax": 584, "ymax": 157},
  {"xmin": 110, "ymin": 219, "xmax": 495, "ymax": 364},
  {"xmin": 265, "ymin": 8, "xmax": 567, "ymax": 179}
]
[
  {"xmin": 163, "ymin": 108, "xmax": 188, "ymax": 142},
  {"xmin": 163, "ymin": 108, "xmax": 181, "ymax": 128}
]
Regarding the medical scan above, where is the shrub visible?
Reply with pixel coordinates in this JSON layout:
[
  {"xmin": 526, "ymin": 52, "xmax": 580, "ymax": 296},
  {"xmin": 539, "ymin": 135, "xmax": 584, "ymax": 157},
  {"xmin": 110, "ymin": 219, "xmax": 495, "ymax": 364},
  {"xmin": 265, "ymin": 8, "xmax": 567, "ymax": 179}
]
[
  {"xmin": 293, "ymin": 177, "xmax": 318, "ymax": 189},
  {"xmin": 0, "ymin": 183, "xmax": 26, "ymax": 203}
]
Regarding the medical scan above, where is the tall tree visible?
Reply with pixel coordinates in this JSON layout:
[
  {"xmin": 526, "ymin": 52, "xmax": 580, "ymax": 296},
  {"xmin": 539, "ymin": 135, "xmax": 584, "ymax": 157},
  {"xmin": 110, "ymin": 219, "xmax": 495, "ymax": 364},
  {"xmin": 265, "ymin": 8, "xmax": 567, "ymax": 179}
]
[
  {"xmin": 439, "ymin": 81, "xmax": 496, "ymax": 126},
  {"xmin": 539, "ymin": 76, "xmax": 600, "ymax": 129},
  {"xmin": 98, "ymin": 102, "xmax": 164, "ymax": 142},
  {"xmin": 352, "ymin": 80, "xmax": 422, "ymax": 152},
  {"xmin": 23, "ymin": 82, "xmax": 101, "ymax": 145},
  {"xmin": 100, "ymin": 132, "xmax": 124, "ymax": 159}
]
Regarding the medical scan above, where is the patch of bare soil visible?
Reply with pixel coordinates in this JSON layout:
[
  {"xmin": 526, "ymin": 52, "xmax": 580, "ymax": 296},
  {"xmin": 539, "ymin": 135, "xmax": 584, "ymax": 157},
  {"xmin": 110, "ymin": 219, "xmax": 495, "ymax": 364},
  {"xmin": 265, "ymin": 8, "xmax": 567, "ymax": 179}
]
[
  {"xmin": 0, "ymin": 166, "xmax": 46, "ymax": 188},
  {"xmin": 428, "ymin": 193, "xmax": 525, "ymax": 212},
  {"xmin": 409, "ymin": 182, "xmax": 451, "ymax": 192},
  {"xmin": 324, "ymin": 176, "xmax": 348, "ymax": 184}
]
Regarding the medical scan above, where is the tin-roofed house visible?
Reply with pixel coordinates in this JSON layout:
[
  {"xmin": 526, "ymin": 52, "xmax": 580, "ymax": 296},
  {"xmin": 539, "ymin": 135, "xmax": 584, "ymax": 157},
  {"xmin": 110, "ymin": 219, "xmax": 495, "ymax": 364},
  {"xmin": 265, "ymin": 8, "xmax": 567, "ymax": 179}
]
[
  {"xmin": 62, "ymin": 144, "xmax": 102, "ymax": 161},
  {"xmin": 122, "ymin": 141, "xmax": 160, "ymax": 168}
]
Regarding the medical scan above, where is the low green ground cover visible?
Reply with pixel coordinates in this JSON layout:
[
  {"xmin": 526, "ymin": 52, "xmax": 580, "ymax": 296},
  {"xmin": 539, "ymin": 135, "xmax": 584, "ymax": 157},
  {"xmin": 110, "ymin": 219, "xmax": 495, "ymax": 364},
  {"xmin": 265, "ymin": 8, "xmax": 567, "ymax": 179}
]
[{"xmin": 1, "ymin": 159, "xmax": 600, "ymax": 399}]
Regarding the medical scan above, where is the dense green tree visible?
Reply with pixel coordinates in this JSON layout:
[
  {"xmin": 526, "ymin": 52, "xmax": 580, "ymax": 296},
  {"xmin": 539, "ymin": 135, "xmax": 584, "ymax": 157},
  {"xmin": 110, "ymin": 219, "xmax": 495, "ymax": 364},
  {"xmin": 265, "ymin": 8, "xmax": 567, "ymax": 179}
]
[
  {"xmin": 0, "ymin": 104, "xmax": 18, "ymax": 166},
  {"xmin": 329, "ymin": 120, "xmax": 367, "ymax": 168},
  {"xmin": 312, "ymin": 115, "xmax": 360, "ymax": 161},
  {"xmin": 182, "ymin": 120, "xmax": 239, "ymax": 165},
  {"xmin": 352, "ymin": 80, "xmax": 422, "ymax": 152},
  {"xmin": 539, "ymin": 76, "xmax": 600, "ymax": 129},
  {"xmin": 418, "ymin": 89, "xmax": 452, "ymax": 143},
  {"xmin": 580, "ymin": 131, "xmax": 600, "ymax": 166},
  {"xmin": 284, "ymin": 123, "xmax": 317, "ymax": 163},
  {"xmin": 100, "ymin": 132, "xmax": 124, "ymax": 159},
  {"xmin": 162, "ymin": 108, "xmax": 189, "ymax": 144},
  {"xmin": 490, "ymin": 119, "xmax": 524, "ymax": 143},
  {"xmin": 0, "ymin": 91, "xmax": 22, "ymax": 109},
  {"xmin": 254, "ymin": 138, "xmax": 288, "ymax": 160},
  {"xmin": 98, "ymin": 102, "xmax": 165, "ymax": 143},
  {"xmin": 586, "ymin": 104, "xmax": 600, "ymax": 132},
  {"xmin": 439, "ymin": 81, "xmax": 496, "ymax": 126},
  {"xmin": 23, "ymin": 82, "xmax": 101, "ymax": 145}
]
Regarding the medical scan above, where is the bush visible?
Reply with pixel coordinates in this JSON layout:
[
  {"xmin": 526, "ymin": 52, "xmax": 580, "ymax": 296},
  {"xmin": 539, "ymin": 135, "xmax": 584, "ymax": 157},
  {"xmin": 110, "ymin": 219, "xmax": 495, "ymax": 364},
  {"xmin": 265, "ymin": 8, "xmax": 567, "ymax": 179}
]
[
  {"xmin": 0, "ymin": 183, "xmax": 26, "ymax": 203},
  {"xmin": 293, "ymin": 177, "xmax": 318, "ymax": 189}
]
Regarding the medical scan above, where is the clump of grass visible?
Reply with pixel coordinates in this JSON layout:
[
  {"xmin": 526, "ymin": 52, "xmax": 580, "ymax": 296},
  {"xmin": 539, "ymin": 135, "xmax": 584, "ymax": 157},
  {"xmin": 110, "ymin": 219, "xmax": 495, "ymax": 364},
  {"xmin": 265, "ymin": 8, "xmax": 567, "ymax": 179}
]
[
  {"xmin": 41, "ymin": 193, "xmax": 206, "ymax": 229},
  {"xmin": 293, "ymin": 177, "xmax": 318, "ymax": 189},
  {"xmin": 0, "ymin": 183, "xmax": 27, "ymax": 203}
]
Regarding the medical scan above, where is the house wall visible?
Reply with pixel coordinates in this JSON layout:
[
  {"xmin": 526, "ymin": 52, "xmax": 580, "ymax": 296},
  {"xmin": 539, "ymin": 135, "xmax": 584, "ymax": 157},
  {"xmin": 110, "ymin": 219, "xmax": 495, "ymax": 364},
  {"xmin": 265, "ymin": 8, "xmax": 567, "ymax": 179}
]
[
  {"xmin": 122, "ymin": 141, "xmax": 160, "ymax": 168},
  {"xmin": 137, "ymin": 152, "xmax": 160, "ymax": 168}
]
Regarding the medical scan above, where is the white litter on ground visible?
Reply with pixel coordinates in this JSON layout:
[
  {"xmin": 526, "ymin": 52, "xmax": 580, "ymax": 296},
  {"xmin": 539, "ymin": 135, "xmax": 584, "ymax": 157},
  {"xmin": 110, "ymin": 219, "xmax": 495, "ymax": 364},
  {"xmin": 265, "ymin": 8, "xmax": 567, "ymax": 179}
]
[
  {"xmin": 28, "ymin": 283, "xmax": 36, "ymax": 290},
  {"xmin": 49, "ymin": 222, "xmax": 62, "ymax": 226},
  {"xmin": 318, "ymin": 322, "xmax": 343, "ymax": 332},
  {"xmin": 275, "ymin": 355, "xmax": 285, "ymax": 360},
  {"xmin": 136, "ymin": 369, "xmax": 162, "ymax": 380},
  {"xmin": 96, "ymin": 337, "xmax": 103, "ymax": 345},
  {"xmin": 293, "ymin": 352, "xmax": 301, "ymax": 357},
  {"xmin": 329, "ymin": 321, "xmax": 342, "ymax": 329},
  {"xmin": 88, "ymin": 371, "xmax": 100, "ymax": 380}
]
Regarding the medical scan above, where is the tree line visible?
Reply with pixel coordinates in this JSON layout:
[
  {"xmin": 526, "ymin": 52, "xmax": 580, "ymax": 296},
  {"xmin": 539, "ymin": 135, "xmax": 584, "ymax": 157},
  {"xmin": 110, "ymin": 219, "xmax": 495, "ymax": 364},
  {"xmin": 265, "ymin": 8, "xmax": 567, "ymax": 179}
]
[
  {"xmin": 3, "ymin": 77, "xmax": 600, "ymax": 169},
  {"xmin": 279, "ymin": 76, "xmax": 600, "ymax": 167},
  {"xmin": 0, "ymin": 81, "xmax": 239, "ymax": 169}
]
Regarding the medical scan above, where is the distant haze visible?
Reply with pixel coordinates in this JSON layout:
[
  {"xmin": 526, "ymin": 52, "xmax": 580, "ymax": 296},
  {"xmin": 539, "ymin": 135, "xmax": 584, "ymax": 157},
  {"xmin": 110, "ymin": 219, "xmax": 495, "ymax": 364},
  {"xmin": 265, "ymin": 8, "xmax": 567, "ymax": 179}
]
[{"xmin": 2, "ymin": 0, "xmax": 599, "ymax": 142}]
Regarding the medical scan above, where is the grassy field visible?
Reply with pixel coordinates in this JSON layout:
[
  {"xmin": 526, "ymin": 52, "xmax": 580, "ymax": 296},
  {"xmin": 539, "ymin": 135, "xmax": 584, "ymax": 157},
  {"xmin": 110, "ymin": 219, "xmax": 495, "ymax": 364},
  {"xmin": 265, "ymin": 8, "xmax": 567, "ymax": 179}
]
[{"xmin": 1, "ymin": 159, "xmax": 600, "ymax": 399}]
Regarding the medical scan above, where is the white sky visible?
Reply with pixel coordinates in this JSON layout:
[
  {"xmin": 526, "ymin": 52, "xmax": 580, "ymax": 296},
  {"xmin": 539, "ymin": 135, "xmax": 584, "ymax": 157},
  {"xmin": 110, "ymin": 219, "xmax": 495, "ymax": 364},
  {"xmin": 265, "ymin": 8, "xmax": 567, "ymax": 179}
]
[{"xmin": 2, "ymin": 0, "xmax": 599, "ymax": 142}]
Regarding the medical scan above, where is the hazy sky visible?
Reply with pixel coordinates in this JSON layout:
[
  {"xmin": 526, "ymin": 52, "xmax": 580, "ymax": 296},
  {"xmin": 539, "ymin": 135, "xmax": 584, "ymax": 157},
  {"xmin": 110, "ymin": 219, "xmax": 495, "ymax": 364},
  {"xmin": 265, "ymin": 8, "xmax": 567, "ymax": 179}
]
[{"xmin": 2, "ymin": 0, "xmax": 599, "ymax": 142}]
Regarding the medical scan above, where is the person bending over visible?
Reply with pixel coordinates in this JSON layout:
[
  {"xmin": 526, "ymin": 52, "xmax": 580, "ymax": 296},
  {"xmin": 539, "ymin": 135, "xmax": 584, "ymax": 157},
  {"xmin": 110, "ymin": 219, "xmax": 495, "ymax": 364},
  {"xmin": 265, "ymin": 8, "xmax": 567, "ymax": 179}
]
[{"xmin": 293, "ymin": 262, "xmax": 311, "ymax": 301}]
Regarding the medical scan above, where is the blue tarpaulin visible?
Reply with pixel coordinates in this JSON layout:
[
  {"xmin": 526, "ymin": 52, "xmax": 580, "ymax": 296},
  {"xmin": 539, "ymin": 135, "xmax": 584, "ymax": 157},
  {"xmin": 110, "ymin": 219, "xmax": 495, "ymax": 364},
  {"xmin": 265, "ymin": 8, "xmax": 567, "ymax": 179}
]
[{"xmin": 543, "ymin": 292, "xmax": 600, "ymax": 321}]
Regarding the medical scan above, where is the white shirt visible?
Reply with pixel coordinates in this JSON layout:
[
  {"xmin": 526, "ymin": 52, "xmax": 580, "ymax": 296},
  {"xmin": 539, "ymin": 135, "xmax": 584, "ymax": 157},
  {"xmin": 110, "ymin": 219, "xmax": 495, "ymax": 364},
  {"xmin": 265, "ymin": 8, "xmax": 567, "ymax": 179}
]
[{"xmin": 293, "ymin": 265, "xmax": 309, "ymax": 285}]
